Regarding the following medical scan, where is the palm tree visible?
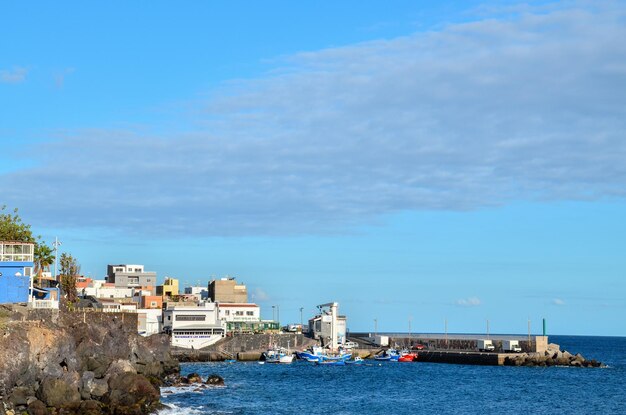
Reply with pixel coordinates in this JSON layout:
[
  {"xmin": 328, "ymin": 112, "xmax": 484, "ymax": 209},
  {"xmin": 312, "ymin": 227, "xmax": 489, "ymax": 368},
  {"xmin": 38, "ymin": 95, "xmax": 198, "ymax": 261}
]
[{"xmin": 34, "ymin": 243, "xmax": 55, "ymax": 287}]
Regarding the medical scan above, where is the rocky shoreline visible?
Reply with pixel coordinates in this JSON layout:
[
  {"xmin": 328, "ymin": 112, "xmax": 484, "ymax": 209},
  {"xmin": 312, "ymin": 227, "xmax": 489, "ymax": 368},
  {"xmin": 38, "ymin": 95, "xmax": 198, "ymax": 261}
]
[
  {"xmin": 0, "ymin": 305, "xmax": 179, "ymax": 415},
  {"xmin": 503, "ymin": 343, "xmax": 604, "ymax": 367}
]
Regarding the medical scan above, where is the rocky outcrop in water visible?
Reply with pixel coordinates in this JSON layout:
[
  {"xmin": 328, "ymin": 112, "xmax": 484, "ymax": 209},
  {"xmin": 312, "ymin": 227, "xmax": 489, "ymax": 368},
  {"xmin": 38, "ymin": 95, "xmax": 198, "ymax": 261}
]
[
  {"xmin": 0, "ymin": 305, "xmax": 179, "ymax": 415},
  {"xmin": 503, "ymin": 343, "xmax": 603, "ymax": 367}
]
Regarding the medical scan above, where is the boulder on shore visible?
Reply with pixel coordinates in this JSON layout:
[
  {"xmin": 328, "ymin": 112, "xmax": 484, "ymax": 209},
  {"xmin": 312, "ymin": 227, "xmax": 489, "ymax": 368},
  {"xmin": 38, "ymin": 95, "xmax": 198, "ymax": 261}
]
[
  {"xmin": 36, "ymin": 377, "xmax": 81, "ymax": 408},
  {"xmin": 206, "ymin": 374, "xmax": 225, "ymax": 386},
  {"xmin": 0, "ymin": 305, "xmax": 180, "ymax": 415}
]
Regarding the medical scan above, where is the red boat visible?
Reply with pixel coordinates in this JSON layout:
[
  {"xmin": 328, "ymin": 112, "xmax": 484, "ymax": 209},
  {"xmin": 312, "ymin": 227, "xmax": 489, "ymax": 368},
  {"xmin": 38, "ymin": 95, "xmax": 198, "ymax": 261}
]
[{"xmin": 398, "ymin": 352, "xmax": 418, "ymax": 362}]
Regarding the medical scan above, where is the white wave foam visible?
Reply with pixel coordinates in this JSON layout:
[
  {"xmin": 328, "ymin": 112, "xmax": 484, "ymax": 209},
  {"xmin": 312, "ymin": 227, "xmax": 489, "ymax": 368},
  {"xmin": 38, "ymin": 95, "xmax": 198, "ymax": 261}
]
[
  {"xmin": 158, "ymin": 403, "xmax": 205, "ymax": 415},
  {"xmin": 161, "ymin": 383, "xmax": 225, "ymax": 395}
]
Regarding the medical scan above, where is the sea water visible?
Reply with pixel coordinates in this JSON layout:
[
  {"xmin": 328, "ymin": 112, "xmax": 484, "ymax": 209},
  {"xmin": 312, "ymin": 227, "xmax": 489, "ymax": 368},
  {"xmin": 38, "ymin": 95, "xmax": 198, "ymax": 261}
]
[{"xmin": 160, "ymin": 335, "xmax": 626, "ymax": 414}]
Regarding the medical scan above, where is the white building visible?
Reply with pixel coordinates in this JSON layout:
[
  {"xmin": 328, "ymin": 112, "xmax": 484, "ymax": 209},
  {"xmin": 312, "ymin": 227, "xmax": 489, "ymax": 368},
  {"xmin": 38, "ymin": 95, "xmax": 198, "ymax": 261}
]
[
  {"xmin": 96, "ymin": 286, "xmax": 134, "ymax": 299},
  {"xmin": 138, "ymin": 308, "xmax": 162, "ymax": 336},
  {"xmin": 99, "ymin": 299, "xmax": 138, "ymax": 312},
  {"xmin": 184, "ymin": 286, "xmax": 209, "ymax": 300},
  {"xmin": 308, "ymin": 302, "xmax": 347, "ymax": 350},
  {"xmin": 162, "ymin": 302, "xmax": 225, "ymax": 349},
  {"xmin": 218, "ymin": 303, "xmax": 260, "ymax": 322}
]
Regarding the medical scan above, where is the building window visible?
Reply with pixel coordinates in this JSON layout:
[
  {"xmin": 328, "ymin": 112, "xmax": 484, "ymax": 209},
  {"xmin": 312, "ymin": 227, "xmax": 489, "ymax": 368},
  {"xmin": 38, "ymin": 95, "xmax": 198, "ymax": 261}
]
[
  {"xmin": 225, "ymin": 310, "xmax": 230, "ymax": 315},
  {"xmin": 128, "ymin": 277, "xmax": 139, "ymax": 285},
  {"xmin": 150, "ymin": 301, "xmax": 157, "ymax": 307},
  {"xmin": 246, "ymin": 311, "xmax": 254, "ymax": 316},
  {"xmin": 235, "ymin": 311, "xmax": 243, "ymax": 316},
  {"xmin": 175, "ymin": 315, "xmax": 206, "ymax": 321}
]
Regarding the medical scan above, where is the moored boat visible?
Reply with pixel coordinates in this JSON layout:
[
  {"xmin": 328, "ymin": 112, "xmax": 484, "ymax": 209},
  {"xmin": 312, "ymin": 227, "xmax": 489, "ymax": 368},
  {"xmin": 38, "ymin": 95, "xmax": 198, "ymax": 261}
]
[
  {"xmin": 398, "ymin": 352, "xmax": 418, "ymax": 362},
  {"xmin": 263, "ymin": 341, "xmax": 295, "ymax": 364},
  {"xmin": 296, "ymin": 345, "xmax": 325, "ymax": 362},
  {"xmin": 315, "ymin": 359, "xmax": 346, "ymax": 366},
  {"xmin": 374, "ymin": 348, "xmax": 400, "ymax": 361},
  {"xmin": 345, "ymin": 356, "xmax": 364, "ymax": 365}
]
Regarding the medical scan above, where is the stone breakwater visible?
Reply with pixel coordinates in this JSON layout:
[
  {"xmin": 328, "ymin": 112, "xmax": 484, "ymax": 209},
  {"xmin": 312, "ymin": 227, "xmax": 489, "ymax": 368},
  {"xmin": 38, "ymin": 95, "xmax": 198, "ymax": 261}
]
[
  {"xmin": 503, "ymin": 343, "xmax": 603, "ymax": 367},
  {"xmin": 0, "ymin": 305, "xmax": 179, "ymax": 415}
]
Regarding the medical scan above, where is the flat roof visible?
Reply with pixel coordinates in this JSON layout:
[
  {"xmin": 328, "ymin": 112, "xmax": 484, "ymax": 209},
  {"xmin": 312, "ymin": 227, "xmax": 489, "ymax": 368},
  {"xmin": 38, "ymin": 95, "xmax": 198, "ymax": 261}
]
[{"xmin": 218, "ymin": 303, "xmax": 258, "ymax": 307}]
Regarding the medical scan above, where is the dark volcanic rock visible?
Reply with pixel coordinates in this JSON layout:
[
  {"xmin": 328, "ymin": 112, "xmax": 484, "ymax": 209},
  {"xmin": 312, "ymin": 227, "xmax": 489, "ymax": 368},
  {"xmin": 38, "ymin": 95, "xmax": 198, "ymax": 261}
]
[
  {"xmin": 206, "ymin": 374, "xmax": 225, "ymax": 386},
  {"xmin": 36, "ymin": 377, "xmax": 81, "ymax": 408},
  {"xmin": 0, "ymin": 307, "xmax": 179, "ymax": 415},
  {"xmin": 79, "ymin": 399, "xmax": 104, "ymax": 415},
  {"xmin": 106, "ymin": 372, "xmax": 161, "ymax": 413},
  {"xmin": 27, "ymin": 399, "xmax": 48, "ymax": 415},
  {"xmin": 187, "ymin": 372, "xmax": 203, "ymax": 383}
]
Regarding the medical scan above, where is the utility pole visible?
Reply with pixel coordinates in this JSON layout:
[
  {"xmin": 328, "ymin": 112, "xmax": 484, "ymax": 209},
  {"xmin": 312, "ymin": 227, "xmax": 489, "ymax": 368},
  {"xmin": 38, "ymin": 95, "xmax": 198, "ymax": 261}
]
[
  {"xmin": 374, "ymin": 318, "xmax": 378, "ymax": 337},
  {"xmin": 53, "ymin": 237, "xmax": 62, "ymax": 280},
  {"xmin": 272, "ymin": 305, "xmax": 275, "ymax": 322},
  {"xmin": 299, "ymin": 307, "xmax": 303, "ymax": 328},
  {"xmin": 277, "ymin": 305, "xmax": 280, "ymax": 325}
]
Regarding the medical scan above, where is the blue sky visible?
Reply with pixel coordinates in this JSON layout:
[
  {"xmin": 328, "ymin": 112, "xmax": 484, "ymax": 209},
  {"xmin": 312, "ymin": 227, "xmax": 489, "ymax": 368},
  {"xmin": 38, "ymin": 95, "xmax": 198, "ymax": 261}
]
[{"xmin": 2, "ymin": 1, "xmax": 625, "ymax": 335}]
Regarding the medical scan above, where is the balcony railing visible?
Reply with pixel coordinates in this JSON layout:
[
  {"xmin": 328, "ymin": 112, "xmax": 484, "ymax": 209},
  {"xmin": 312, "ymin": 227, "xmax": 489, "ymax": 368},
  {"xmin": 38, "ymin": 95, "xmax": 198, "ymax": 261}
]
[
  {"xmin": 0, "ymin": 242, "xmax": 34, "ymax": 262},
  {"xmin": 29, "ymin": 299, "xmax": 60, "ymax": 309}
]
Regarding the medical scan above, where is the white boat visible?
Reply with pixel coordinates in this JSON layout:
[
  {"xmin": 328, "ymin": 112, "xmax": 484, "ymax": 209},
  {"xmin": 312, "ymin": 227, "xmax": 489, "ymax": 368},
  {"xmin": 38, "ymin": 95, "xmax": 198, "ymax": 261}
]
[{"xmin": 263, "ymin": 341, "xmax": 294, "ymax": 364}]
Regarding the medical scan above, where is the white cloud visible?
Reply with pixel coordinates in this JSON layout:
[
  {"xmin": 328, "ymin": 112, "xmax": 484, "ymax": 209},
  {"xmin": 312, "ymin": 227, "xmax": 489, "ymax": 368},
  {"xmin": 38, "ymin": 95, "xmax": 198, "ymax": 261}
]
[
  {"xmin": 455, "ymin": 297, "xmax": 482, "ymax": 307},
  {"xmin": 0, "ymin": 67, "xmax": 28, "ymax": 83},
  {"xmin": 250, "ymin": 287, "xmax": 270, "ymax": 302},
  {"xmin": 552, "ymin": 298, "xmax": 566, "ymax": 306},
  {"xmin": 2, "ymin": 2, "xmax": 626, "ymax": 236}
]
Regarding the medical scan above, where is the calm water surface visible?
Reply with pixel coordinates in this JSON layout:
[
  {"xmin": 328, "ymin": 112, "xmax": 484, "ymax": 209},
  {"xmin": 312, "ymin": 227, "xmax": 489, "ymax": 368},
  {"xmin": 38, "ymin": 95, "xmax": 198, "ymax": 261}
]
[{"xmin": 160, "ymin": 335, "xmax": 626, "ymax": 414}]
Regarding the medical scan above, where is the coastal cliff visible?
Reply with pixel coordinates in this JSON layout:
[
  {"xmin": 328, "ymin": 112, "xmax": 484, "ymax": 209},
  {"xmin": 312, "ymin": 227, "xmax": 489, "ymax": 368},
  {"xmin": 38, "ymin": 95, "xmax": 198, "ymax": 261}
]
[{"xmin": 0, "ymin": 305, "xmax": 179, "ymax": 415}]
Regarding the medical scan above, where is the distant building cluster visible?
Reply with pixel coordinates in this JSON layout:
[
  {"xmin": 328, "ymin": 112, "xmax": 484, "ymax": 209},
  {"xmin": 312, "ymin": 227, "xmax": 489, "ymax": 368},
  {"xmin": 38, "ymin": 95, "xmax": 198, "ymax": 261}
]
[
  {"xmin": 72, "ymin": 264, "xmax": 277, "ymax": 348},
  {"xmin": 1, "ymin": 244, "xmax": 340, "ymax": 350},
  {"xmin": 0, "ymin": 243, "xmax": 284, "ymax": 348}
]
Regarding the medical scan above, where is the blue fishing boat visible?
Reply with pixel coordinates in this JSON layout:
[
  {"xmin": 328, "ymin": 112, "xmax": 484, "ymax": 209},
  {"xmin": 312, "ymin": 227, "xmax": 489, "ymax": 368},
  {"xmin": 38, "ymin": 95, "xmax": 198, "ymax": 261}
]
[
  {"xmin": 374, "ymin": 349, "xmax": 400, "ymax": 361},
  {"xmin": 296, "ymin": 345, "xmax": 325, "ymax": 362},
  {"xmin": 320, "ymin": 351, "xmax": 352, "ymax": 361},
  {"xmin": 315, "ymin": 359, "xmax": 346, "ymax": 366},
  {"xmin": 345, "ymin": 357, "xmax": 364, "ymax": 365}
]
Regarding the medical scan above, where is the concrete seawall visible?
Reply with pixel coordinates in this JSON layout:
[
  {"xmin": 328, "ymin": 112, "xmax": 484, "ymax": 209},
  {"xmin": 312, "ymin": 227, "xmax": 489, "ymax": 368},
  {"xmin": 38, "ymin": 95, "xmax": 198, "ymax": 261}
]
[{"xmin": 417, "ymin": 350, "xmax": 506, "ymax": 366}]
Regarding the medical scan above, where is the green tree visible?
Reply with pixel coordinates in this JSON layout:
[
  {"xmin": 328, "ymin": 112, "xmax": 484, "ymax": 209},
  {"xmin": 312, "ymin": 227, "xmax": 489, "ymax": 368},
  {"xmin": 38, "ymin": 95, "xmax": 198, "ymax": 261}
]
[
  {"xmin": 0, "ymin": 205, "xmax": 36, "ymax": 242},
  {"xmin": 59, "ymin": 252, "xmax": 80, "ymax": 304},
  {"xmin": 33, "ymin": 243, "xmax": 55, "ymax": 286}
]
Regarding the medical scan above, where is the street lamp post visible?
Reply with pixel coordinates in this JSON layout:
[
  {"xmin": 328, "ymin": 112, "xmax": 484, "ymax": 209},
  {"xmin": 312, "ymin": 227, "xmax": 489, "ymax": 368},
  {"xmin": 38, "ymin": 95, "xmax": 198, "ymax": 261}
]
[
  {"xmin": 272, "ymin": 305, "xmax": 275, "ymax": 322},
  {"xmin": 300, "ymin": 307, "xmax": 303, "ymax": 328},
  {"xmin": 52, "ymin": 237, "xmax": 62, "ymax": 279}
]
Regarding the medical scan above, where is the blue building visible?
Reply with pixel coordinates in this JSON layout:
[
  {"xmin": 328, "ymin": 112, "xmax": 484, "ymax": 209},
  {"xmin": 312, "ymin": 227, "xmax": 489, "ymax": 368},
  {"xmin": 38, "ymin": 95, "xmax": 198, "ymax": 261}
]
[{"xmin": 0, "ymin": 241, "xmax": 34, "ymax": 304}]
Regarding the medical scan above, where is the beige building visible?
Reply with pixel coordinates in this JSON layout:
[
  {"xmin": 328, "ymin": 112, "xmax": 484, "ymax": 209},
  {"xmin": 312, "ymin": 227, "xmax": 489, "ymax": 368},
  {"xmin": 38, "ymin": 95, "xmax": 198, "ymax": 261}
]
[{"xmin": 208, "ymin": 278, "xmax": 247, "ymax": 303}]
